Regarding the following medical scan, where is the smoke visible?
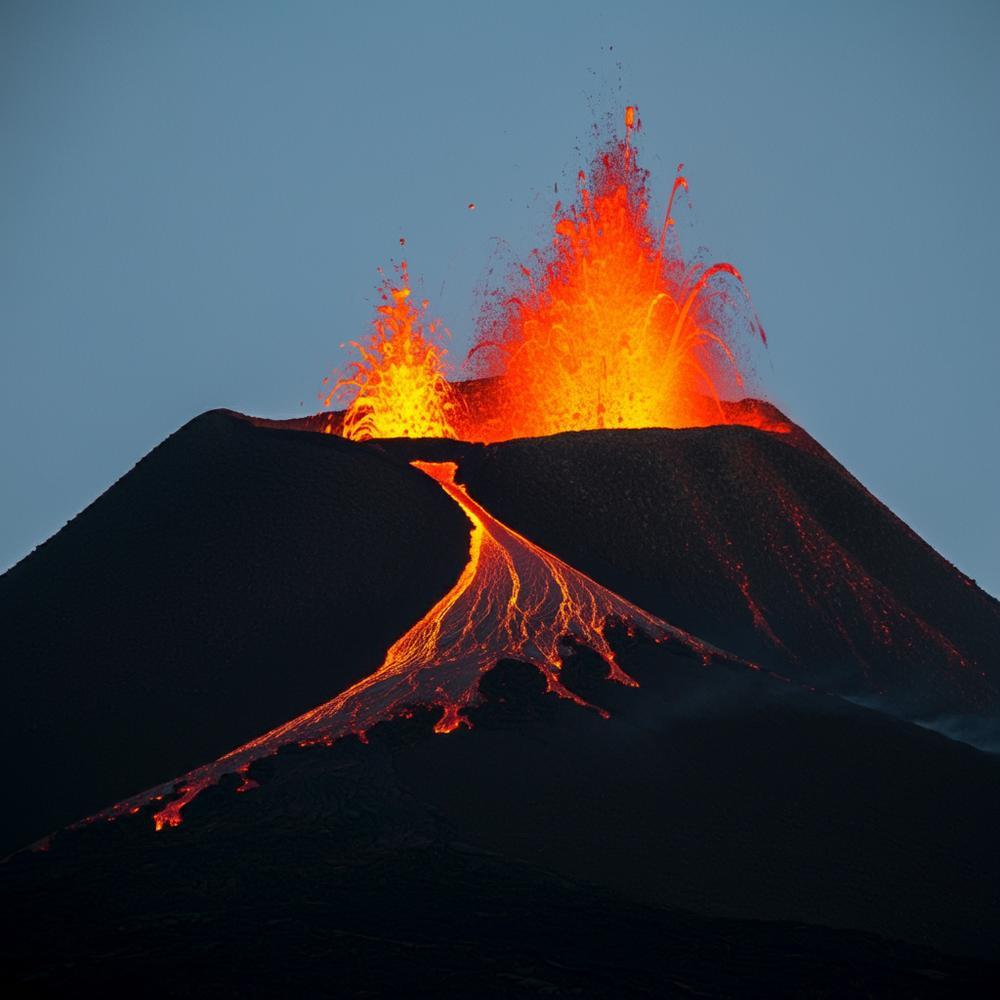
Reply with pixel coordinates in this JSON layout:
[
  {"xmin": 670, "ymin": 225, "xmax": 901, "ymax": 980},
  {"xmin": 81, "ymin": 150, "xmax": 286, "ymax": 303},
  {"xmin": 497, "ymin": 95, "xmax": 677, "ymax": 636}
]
[
  {"xmin": 840, "ymin": 693, "xmax": 1000, "ymax": 755},
  {"xmin": 912, "ymin": 714, "xmax": 1000, "ymax": 755}
]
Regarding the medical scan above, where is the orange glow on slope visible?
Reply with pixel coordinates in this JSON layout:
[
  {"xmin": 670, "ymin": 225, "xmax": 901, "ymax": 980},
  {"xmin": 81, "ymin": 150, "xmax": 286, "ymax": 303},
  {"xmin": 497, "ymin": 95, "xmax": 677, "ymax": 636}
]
[
  {"xmin": 91, "ymin": 461, "xmax": 738, "ymax": 831},
  {"xmin": 461, "ymin": 106, "xmax": 768, "ymax": 442},
  {"xmin": 324, "ymin": 262, "xmax": 459, "ymax": 441}
]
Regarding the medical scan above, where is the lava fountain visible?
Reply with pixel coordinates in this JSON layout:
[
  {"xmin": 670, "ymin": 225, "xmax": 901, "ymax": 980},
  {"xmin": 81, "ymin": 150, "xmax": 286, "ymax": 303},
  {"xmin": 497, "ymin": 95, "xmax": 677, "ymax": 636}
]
[
  {"xmin": 89, "ymin": 461, "xmax": 737, "ymax": 832},
  {"xmin": 323, "ymin": 262, "xmax": 459, "ymax": 441},
  {"xmin": 323, "ymin": 107, "xmax": 771, "ymax": 444},
  {"xmin": 463, "ymin": 106, "xmax": 766, "ymax": 441}
]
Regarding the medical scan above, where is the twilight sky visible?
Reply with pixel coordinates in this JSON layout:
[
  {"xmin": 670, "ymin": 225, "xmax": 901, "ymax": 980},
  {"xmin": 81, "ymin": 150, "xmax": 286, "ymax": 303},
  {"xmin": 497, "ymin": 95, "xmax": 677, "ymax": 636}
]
[{"xmin": 2, "ymin": 0, "xmax": 998, "ymax": 595}]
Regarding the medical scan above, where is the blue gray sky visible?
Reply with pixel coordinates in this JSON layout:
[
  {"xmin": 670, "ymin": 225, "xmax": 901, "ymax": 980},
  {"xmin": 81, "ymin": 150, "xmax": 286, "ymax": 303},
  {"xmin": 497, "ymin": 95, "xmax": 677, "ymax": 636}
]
[{"xmin": 2, "ymin": 1, "xmax": 998, "ymax": 595}]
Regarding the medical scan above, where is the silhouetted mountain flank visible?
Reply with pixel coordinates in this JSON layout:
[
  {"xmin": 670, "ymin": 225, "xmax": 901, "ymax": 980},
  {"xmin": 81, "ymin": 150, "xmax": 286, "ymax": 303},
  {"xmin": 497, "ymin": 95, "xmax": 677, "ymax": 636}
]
[
  {"xmin": 2, "ymin": 404, "xmax": 998, "ymax": 993},
  {"xmin": 0, "ymin": 410, "xmax": 469, "ymax": 852},
  {"xmin": 411, "ymin": 423, "xmax": 1000, "ymax": 720},
  {"xmin": 2, "ymin": 648, "xmax": 999, "ymax": 993},
  {"xmin": 269, "ymin": 390, "xmax": 999, "ymax": 726}
]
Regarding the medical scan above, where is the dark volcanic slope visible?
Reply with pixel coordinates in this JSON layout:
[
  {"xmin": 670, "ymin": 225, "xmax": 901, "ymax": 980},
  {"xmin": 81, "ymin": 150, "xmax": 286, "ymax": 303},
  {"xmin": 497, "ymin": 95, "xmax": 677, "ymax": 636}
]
[
  {"xmin": 3, "ymin": 644, "xmax": 998, "ymax": 994},
  {"xmin": 0, "ymin": 410, "xmax": 470, "ymax": 854},
  {"xmin": 413, "ymin": 426, "xmax": 1000, "ymax": 719},
  {"xmin": 4, "ymin": 410, "xmax": 1000, "ymax": 991},
  {"xmin": 401, "ymin": 644, "xmax": 1000, "ymax": 961}
]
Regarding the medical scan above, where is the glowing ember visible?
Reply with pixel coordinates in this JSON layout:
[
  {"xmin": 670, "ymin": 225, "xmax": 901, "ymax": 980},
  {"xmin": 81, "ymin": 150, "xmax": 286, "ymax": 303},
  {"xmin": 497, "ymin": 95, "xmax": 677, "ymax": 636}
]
[
  {"xmin": 324, "ymin": 262, "xmax": 459, "ymax": 441},
  {"xmin": 463, "ymin": 106, "xmax": 767, "ymax": 442},
  {"xmin": 88, "ymin": 461, "xmax": 737, "ymax": 832}
]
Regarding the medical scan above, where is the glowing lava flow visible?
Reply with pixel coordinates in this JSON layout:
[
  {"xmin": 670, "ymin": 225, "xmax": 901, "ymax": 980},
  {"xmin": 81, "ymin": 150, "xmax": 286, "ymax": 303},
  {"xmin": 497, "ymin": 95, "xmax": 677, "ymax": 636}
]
[
  {"xmin": 89, "ymin": 461, "xmax": 730, "ymax": 832},
  {"xmin": 462, "ymin": 106, "xmax": 768, "ymax": 442}
]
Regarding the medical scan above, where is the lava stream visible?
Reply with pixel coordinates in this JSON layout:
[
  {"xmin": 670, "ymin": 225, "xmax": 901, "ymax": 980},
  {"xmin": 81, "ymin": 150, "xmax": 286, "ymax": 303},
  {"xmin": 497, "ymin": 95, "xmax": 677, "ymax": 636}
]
[{"xmin": 90, "ymin": 460, "xmax": 731, "ymax": 832}]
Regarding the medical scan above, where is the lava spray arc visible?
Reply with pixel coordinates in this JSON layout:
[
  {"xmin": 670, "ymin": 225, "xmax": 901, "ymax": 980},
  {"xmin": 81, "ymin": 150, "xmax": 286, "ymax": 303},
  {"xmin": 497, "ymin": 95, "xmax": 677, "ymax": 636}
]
[
  {"xmin": 88, "ymin": 461, "xmax": 739, "ymax": 832},
  {"xmin": 327, "ymin": 107, "xmax": 770, "ymax": 443}
]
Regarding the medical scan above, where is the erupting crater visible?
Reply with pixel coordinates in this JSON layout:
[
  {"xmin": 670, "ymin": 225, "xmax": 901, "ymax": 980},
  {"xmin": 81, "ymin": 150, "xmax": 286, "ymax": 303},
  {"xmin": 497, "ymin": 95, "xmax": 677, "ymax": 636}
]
[
  {"xmin": 90, "ymin": 460, "xmax": 735, "ymax": 832},
  {"xmin": 322, "ymin": 106, "xmax": 772, "ymax": 445}
]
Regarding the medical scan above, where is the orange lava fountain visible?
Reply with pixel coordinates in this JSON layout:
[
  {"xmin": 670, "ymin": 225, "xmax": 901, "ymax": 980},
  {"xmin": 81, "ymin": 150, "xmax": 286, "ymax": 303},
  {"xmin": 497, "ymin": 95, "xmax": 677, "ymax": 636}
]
[
  {"xmin": 462, "ymin": 106, "xmax": 767, "ymax": 442},
  {"xmin": 323, "ymin": 107, "xmax": 772, "ymax": 444},
  {"xmin": 88, "ymin": 461, "xmax": 735, "ymax": 832},
  {"xmin": 323, "ymin": 263, "xmax": 459, "ymax": 441}
]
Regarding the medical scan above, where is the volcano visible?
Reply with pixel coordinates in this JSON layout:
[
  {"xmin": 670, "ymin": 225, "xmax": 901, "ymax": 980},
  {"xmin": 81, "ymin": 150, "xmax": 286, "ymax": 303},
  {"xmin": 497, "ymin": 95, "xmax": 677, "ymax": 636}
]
[
  {"xmin": 2, "ymin": 404, "xmax": 999, "ymax": 993},
  {"xmin": 3, "ymin": 107, "xmax": 999, "ymax": 994}
]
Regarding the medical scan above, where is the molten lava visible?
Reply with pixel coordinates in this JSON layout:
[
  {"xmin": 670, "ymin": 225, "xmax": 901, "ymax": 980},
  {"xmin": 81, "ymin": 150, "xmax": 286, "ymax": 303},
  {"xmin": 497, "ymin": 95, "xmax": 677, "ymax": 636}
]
[
  {"xmin": 463, "ymin": 107, "xmax": 766, "ymax": 441},
  {"xmin": 324, "ymin": 262, "xmax": 458, "ymax": 441},
  {"xmin": 90, "ymin": 461, "xmax": 733, "ymax": 832},
  {"xmin": 323, "ymin": 107, "xmax": 771, "ymax": 443}
]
